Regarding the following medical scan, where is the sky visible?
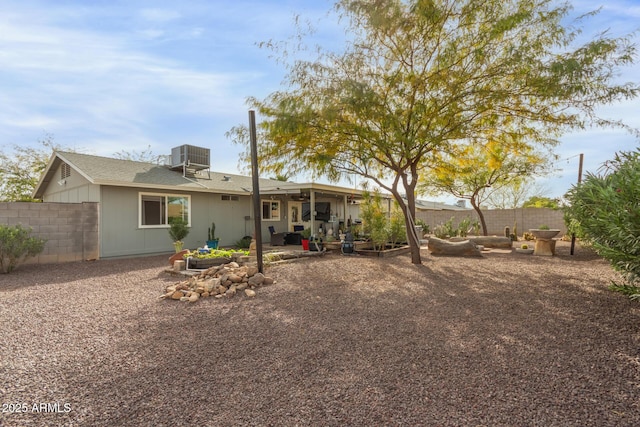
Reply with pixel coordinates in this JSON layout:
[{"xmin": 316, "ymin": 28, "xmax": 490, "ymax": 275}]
[{"xmin": 1, "ymin": 0, "xmax": 639, "ymax": 204}]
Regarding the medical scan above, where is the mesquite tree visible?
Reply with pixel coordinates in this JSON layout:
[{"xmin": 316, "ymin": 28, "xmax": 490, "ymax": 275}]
[{"xmin": 231, "ymin": 0, "xmax": 638, "ymax": 264}]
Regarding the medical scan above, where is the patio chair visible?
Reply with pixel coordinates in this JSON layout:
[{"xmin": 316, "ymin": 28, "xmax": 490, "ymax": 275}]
[
  {"xmin": 342, "ymin": 230, "xmax": 354, "ymax": 254},
  {"xmin": 285, "ymin": 225, "xmax": 304, "ymax": 245},
  {"xmin": 268, "ymin": 226, "xmax": 286, "ymax": 246}
]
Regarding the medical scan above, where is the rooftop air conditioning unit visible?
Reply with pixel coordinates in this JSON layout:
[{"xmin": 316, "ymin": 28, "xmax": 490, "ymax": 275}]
[
  {"xmin": 170, "ymin": 145, "xmax": 211, "ymax": 178},
  {"xmin": 171, "ymin": 145, "xmax": 210, "ymax": 168}
]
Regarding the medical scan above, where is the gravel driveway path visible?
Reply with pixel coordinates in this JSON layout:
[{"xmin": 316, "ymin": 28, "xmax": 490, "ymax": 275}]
[{"xmin": 1, "ymin": 242, "xmax": 639, "ymax": 426}]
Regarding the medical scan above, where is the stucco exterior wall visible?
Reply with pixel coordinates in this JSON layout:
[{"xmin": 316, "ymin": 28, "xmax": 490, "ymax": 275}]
[{"xmin": 0, "ymin": 202, "xmax": 99, "ymax": 265}]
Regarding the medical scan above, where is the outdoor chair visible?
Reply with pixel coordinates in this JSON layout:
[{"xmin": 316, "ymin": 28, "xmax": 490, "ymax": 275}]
[
  {"xmin": 268, "ymin": 226, "xmax": 286, "ymax": 246},
  {"xmin": 342, "ymin": 230, "xmax": 354, "ymax": 254},
  {"xmin": 284, "ymin": 225, "xmax": 305, "ymax": 245}
]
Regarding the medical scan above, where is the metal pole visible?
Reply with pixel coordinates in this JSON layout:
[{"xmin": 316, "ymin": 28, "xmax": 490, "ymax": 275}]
[
  {"xmin": 249, "ymin": 110, "xmax": 264, "ymax": 273},
  {"xmin": 570, "ymin": 153, "xmax": 584, "ymax": 255}
]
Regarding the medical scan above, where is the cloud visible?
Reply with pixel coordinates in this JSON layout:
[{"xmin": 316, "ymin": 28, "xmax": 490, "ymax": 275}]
[
  {"xmin": 139, "ymin": 8, "xmax": 181, "ymax": 23},
  {"xmin": 0, "ymin": 2, "xmax": 263, "ymax": 159}
]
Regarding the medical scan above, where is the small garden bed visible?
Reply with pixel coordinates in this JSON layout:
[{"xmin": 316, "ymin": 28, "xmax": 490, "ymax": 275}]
[{"xmin": 183, "ymin": 248, "xmax": 249, "ymax": 270}]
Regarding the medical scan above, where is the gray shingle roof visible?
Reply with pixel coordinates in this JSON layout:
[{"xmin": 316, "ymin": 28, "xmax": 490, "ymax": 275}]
[{"xmin": 35, "ymin": 151, "xmax": 287, "ymax": 197}]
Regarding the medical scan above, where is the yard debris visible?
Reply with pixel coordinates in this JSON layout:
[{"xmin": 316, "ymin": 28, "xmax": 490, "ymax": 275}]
[{"xmin": 160, "ymin": 261, "xmax": 274, "ymax": 303}]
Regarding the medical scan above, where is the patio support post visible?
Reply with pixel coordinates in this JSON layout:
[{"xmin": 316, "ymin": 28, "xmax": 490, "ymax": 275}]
[
  {"xmin": 310, "ymin": 190, "xmax": 316, "ymax": 237},
  {"xmin": 249, "ymin": 110, "xmax": 263, "ymax": 273},
  {"xmin": 343, "ymin": 194, "xmax": 348, "ymax": 231}
]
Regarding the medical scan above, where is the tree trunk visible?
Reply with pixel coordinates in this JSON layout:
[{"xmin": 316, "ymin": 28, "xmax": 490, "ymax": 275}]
[
  {"xmin": 388, "ymin": 181, "xmax": 421, "ymax": 265},
  {"xmin": 373, "ymin": 170, "xmax": 422, "ymax": 264},
  {"xmin": 470, "ymin": 197, "xmax": 488, "ymax": 236}
]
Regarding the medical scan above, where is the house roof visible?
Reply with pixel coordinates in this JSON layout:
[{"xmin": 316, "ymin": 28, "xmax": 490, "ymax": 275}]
[
  {"xmin": 32, "ymin": 151, "xmax": 365, "ymax": 199},
  {"xmin": 413, "ymin": 198, "xmax": 469, "ymax": 211}
]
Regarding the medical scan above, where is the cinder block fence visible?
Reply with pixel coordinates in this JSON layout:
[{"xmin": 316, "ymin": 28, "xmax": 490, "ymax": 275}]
[
  {"xmin": 416, "ymin": 207, "xmax": 566, "ymax": 237},
  {"xmin": 0, "ymin": 202, "xmax": 99, "ymax": 265}
]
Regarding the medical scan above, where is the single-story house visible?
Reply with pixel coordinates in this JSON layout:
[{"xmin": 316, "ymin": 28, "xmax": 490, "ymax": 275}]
[{"xmin": 32, "ymin": 146, "xmax": 367, "ymax": 258}]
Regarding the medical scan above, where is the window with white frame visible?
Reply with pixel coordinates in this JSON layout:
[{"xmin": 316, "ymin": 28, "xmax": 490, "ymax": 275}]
[
  {"xmin": 261, "ymin": 200, "xmax": 280, "ymax": 221},
  {"xmin": 139, "ymin": 193, "xmax": 190, "ymax": 227}
]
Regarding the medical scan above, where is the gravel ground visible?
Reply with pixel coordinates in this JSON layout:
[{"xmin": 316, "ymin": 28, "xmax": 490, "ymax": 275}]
[{"xmin": 1, "ymin": 241, "xmax": 639, "ymax": 427}]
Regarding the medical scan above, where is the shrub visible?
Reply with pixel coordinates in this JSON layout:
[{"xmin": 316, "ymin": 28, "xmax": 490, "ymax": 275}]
[
  {"xmin": 0, "ymin": 224, "xmax": 47, "ymax": 273},
  {"xmin": 564, "ymin": 148, "xmax": 640, "ymax": 300},
  {"xmin": 433, "ymin": 217, "xmax": 478, "ymax": 239},
  {"xmin": 415, "ymin": 219, "xmax": 430, "ymax": 235},
  {"xmin": 360, "ymin": 189, "xmax": 389, "ymax": 250},
  {"xmin": 388, "ymin": 203, "xmax": 407, "ymax": 247},
  {"xmin": 457, "ymin": 217, "xmax": 471, "ymax": 237},
  {"xmin": 168, "ymin": 218, "xmax": 189, "ymax": 242},
  {"xmin": 235, "ymin": 235, "xmax": 252, "ymax": 249}
]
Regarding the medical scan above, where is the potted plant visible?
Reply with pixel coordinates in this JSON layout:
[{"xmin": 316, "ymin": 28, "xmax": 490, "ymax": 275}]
[
  {"xmin": 300, "ymin": 228, "xmax": 311, "ymax": 250},
  {"xmin": 169, "ymin": 218, "xmax": 189, "ymax": 253},
  {"xmin": 207, "ymin": 222, "xmax": 219, "ymax": 249}
]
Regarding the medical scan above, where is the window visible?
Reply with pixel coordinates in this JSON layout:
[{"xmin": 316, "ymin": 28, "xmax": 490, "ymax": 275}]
[
  {"xmin": 139, "ymin": 193, "xmax": 190, "ymax": 227},
  {"xmin": 262, "ymin": 200, "xmax": 280, "ymax": 221},
  {"xmin": 221, "ymin": 194, "xmax": 239, "ymax": 201}
]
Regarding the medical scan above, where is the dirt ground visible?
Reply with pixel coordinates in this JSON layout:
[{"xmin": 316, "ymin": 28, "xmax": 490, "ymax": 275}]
[{"xmin": 1, "ymin": 241, "xmax": 639, "ymax": 426}]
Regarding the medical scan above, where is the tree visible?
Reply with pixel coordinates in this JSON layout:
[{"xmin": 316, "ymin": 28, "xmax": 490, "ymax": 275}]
[
  {"xmin": 522, "ymin": 196, "xmax": 560, "ymax": 209},
  {"xmin": 564, "ymin": 148, "xmax": 640, "ymax": 298},
  {"xmin": 112, "ymin": 145, "xmax": 158, "ymax": 163},
  {"xmin": 419, "ymin": 138, "xmax": 553, "ymax": 235},
  {"xmin": 483, "ymin": 180, "xmax": 551, "ymax": 209},
  {"xmin": 231, "ymin": 0, "xmax": 638, "ymax": 264},
  {"xmin": 0, "ymin": 135, "xmax": 61, "ymax": 202}
]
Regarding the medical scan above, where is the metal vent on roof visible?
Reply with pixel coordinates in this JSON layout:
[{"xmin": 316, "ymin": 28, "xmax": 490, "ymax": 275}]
[{"xmin": 169, "ymin": 145, "xmax": 210, "ymax": 178}]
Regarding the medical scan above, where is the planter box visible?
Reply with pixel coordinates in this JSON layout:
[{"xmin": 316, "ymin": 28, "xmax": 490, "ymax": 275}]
[
  {"xmin": 354, "ymin": 241, "xmax": 373, "ymax": 250},
  {"xmin": 323, "ymin": 241, "xmax": 342, "ymax": 251},
  {"xmin": 356, "ymin": 245, "xmax": 411, "ymax": 258},
  {"xmin": 187, "ymin": 257, "xmax": 231, "ymax": 269}
]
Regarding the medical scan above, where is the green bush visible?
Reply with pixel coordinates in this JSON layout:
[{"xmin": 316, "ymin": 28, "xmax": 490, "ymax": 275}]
[
  {"xmin": 360, "ymin": 189, "xmax": 389, "ymax": 250},
  {"xmin": 0, "ymin": 224, "xmax": 47, "ymax": 273},
  {"xmin": 168, "ymin": 218, "xmax": 189, "ymax": 242},
  {"xmin": 388, "ymin": 203, "xmax": 407, "ymax": 247},
  {"xmin": 433, "ymin": 217, "xmax": 478, "ymax": 239},
  {"xmin": 564, "ymin": 148, "xmax": 640, "ymax": 300},
  {"xmin": 235, "ymin": 235, "xmax": 252, "ymax": 249}
]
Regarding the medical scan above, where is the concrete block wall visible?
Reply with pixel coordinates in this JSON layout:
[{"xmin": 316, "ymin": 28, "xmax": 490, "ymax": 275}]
[
  {"xmin": 416, "ymin": 207, "xmax": 566, "ymax": 237},
  {"xmin": 0, "ymin": 202, "xmax": 99, "ymax": 265}
]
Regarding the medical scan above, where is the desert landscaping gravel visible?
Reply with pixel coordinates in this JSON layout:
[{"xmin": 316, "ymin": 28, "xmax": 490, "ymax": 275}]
[{"xmin": 1, "ymin": 241, "xmax": 639, "ymax": 426}]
